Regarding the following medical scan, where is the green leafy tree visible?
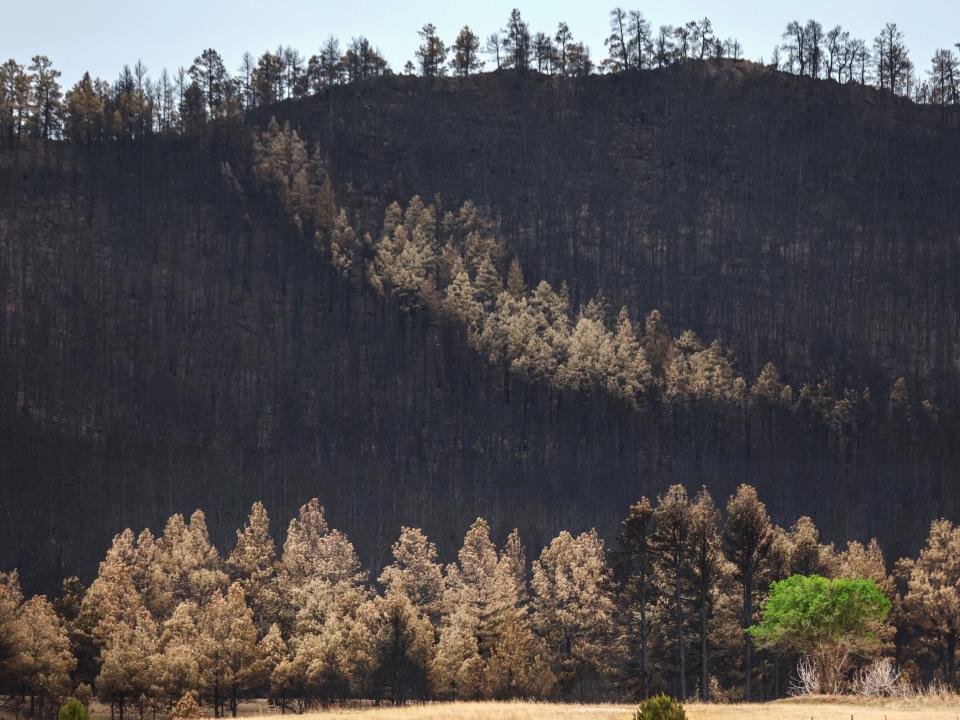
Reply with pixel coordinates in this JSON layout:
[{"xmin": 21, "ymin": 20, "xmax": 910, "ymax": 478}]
[{"xmin": 750, "ymin": 575, "xmax": 891, "ymax": 693}]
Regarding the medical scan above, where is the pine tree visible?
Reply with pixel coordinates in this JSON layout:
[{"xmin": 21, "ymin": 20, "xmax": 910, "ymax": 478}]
[
  {"xmin": 80, "ymin": 530, "xmax": 146, "ymax": 647},
  {"xmin": 0, "ymin": 60, "xmax": 32, "ymax": 142},
  {"xmin": 156, "ymin": 510, "xmax": 228, "ymax": 612},
  {"xmin": 556, "ymin": 313, "xmax": 617, "ymax": 393},
  {"xmin": 554, "ymin": 23, "xmax": 573, "ymax": 75},
  {"xmin": 431, "ymin": 603, "xmax": 481, "ymax": 699},
  {"xmin": 651, "ymin": 485, "xmax": 693, "ymax": 698},
  {"xmin": 253, "ymin": 120, "xmax": 336, "ymax": 237},
  {"xmin": 433, "ymin": 519, "xmax": 498, "ymax": 697},
  {"xmin": 610, "ymin": 308, "xmax": 654, "ymax": 405},
  {"xmin": 441, "ymin": 271, "xmax": 483, "ymax": 329},
  {"xmin": 432, "ymin": 518, "xmax": 532, "ymax": 699},
  {"xmin": 64, "ymin": 72, "xmax": 103, "ymax": 143},
  {"xmin": 666, "ymin": 337, "xmax": 745, "ymax": 403},
  {"xmin": 96, "ymin": 607, "xmax": 159, "ymax": 720},
  {"xmin": 188, "ymin": 48, "xmax": 227, "ymax": 118},
  {"xmin": 896, "ymin": 519, "xmax": 960, "ymax": 685},
  {"xmin": 282, "ymin": 501, "xmax": 369, "ymax": 630},
  {"xmin": 276, "ymin": 502, "xmax": 371, "ymax": 705},
  {"xmin": 328, "ymin": 209, "xmax": 359, "ymax": 275},
  {"xmin": 378, "ymin": 527, "xmax": 444, "ymax": 617},
  {"xmin": 473, "ymin": 255, "xmax": 503, "ymax": 312},
  {"xmin": 368, "ymin": 198, "xmax": 438, "ymax": 308},
  {"xmin": 839, "ymin": 539, "xmax": 895, "ymax": 598},
  {"xmin": 501, "ymin": 9, "xmax": 532, "ymax": 71},
  {"xmin": 258, "ymin": 623, "xmax": 288, "ymax": 706},
  {"xmin": 787, "ymin": 516, "xmax": 835, "ymax": 577},
  {"xmin": 505, "ymin": 257, "xmax": 526, "ymax": 298},
  {"xmin": 358, "ymin": 591, "xmax": 434, "ymax": 704},
  {"xmin": 276, "ymin": 497, "xmax": 329, "ymax": 619},
  {"xmin": 0, "ymin": 570, "xmax": 23, "ymax": 691},
  {"xmin": 54, "ymin": 577, "xmax": 97, "ymax": 687},
  {"xmin": 688, "ymin": 488, "xmax": 723, "ymax": 701},
  {"xmin": 531, "ymin": 529, "xmax": 618, "ymax": 700},
  {"xmin": 155, "ymin": 602, "xmax": 202, "ymax": 709},
  {"xmin": 616, "ymin": 498, "xmax": 656, "ymax": 699},
  {"xmin": 483, "ymin": 609, "xmax": 553, "ymax": 699},
  {"xmin": 451, "ymin": 26, "xmax": 484, "ymax": 76},
  {"xmin": 170, "ymin": 693, "xmax": 201, "ymax": 720},
  {"xmin": 641, "ymin": 309, "xmax": 673, "ymax": 379},
  {"xmin": 197, "ymin": 583, "xmax": 263, "ymax": 717},
  {"xmin": 483, "ymin": 534, "xmax": 546, "ymax": 699},
  {"xmin": 227, "ymin": 502, "xmax": 279, "ymax": 631},
  {"xmin": 722, "ymin": 485, "xmax": 772, "ymax": 701},
  {"xmin": 501, "ymin": 529, "xmax": 526, "ymax": 596},
  {"xmin": 28, "ymin": 55, "xmax": 62, "ymax": 139},
  {"xmin": 11, "ymin": 595, "xmax": 75, "ymax": 714},
  {"xmin": 416, "ymin": 24, "xmax": 447, "ymax": 77}
]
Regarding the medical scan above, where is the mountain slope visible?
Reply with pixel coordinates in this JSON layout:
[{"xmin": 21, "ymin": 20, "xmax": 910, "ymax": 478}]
[
  {"xmin": 268, "ymin": 61, "xmax": 960, "ymax": 406},
  {"xmin": 2, "ymin": 63, "xmax": 959, "ymax": 592}
]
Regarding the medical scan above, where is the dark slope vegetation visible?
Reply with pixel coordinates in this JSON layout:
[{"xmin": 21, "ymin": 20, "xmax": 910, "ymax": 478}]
[
  {"xmin": 1, "ymin": 62, "xmax": 959, "ymax": 592},
  {"xmin": 268, "ymin": 61, "xmax": 960, "ymax": 407}
]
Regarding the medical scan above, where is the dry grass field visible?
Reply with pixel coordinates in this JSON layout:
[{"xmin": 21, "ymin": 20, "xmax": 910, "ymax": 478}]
[
  {"xmin": 8, "ymin": 698, "xmax": 955, "ymax": 720},
  {"xmin": 239, "ymin": 698, "xmax": 960, "ymax": 720}
]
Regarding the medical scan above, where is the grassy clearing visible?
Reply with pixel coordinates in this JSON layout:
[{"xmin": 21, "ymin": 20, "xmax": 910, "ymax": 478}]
[{"xmin": 237, "ymin": 698, "xmax": 960, "ymax": 720}]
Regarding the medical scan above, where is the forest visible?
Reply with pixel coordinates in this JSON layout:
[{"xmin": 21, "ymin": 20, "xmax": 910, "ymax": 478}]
[
  {"xmin": 3, "ymin": 484, "xmax": 960, "ymax": 716},
  {"xmin": 2, "ymin": 5, "xmax": 960, "ymax": 715}
]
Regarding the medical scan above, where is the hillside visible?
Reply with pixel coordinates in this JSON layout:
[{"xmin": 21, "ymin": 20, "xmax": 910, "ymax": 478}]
[
  {"xmin": 2, "ymin": 62, "xmax": 959, "ymax": 592},
  {"xmin": 270, "ymin": 61, "xmax": 960, "ymax": 403}
]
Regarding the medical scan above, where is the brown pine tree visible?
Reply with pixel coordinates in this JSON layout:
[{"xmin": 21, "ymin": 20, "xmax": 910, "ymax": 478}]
[
  {"xmin": 897, "ymin": 519, "xmax": 960, "ymax": 685},
  {"xmin": 650, "ymin": 484, "xmax": 693, "ymax": 698},
  {"xmin": 10, "ymin": 595, "xmax": 75, "ymax": 715},
  {"xmin": 531, "ymin": 529, "xmax": 618, "ymax": 700},
  {"xmin": 688, "ymin": 488, "xmax": 723, "ymax": 701},
  {"xmin": 615, "ymin": 498, "xmax": 657, "ymax": 699},
  {"xmin": 227, "ymin": 501, "xmax": 279, "ymax": 631},
  {"xmin": 722, "ymin": 484, "xmax": 772, "ymax": 701},
  {"xmin": 378, "ymin": 527, "xmax": 444, "ymax": 617}
]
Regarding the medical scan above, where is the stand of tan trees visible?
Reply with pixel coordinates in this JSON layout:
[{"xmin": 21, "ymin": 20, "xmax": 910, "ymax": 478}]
[
  {"xmin": 2, "ymin": 486, "xmax": 960, "ymax": 719},
  {"xmin": 247, "ymin": 119, "xmax": 926, "ymax": 455}
]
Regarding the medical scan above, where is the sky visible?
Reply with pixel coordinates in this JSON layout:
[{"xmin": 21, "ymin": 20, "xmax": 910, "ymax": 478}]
[{"xmin": 3, "ymin": 0, "xmax": 959, "ymax": 88}]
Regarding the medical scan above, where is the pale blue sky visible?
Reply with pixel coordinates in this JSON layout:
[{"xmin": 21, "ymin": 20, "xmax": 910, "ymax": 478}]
[{"xmin": 4, "ymin": 0, "xmax": 958, "ymax": 87}]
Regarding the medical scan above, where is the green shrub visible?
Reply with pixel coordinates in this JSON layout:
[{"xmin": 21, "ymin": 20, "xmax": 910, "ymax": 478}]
[
  {"xmin": 633, "ymin": 694, "xmax": 687, "ymax": 720},
  {"xmin": 59, "ymin": 699, "xmax": 90, "ymax": 720}
]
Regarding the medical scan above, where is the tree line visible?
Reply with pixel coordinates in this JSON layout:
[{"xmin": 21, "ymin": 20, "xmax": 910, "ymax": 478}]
[
  {"xmin": 2, "ymin": 9, "xmax": 959, "ymax": 145},
  {"xmin": 2, "ymin": 484, "xmax": 960, "ymax": 717}
]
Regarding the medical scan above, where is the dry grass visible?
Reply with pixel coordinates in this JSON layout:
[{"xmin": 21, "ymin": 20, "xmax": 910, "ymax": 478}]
[
  {"xmin": 237, "ymin": 698, "xmax": 960, "ymax": 720},
  {"xmin": 8, "ymin": 698, "xmax": 956, "ymax": 720}
]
